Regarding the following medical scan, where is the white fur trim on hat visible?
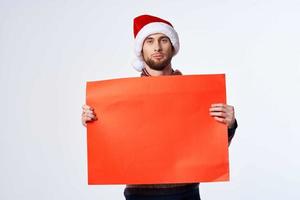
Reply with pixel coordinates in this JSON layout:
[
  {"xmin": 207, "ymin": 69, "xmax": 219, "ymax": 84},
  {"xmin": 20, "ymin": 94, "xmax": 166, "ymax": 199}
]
[{"xmin": 132, "ymin": 58, "xmax": 144, "ymax": 72}]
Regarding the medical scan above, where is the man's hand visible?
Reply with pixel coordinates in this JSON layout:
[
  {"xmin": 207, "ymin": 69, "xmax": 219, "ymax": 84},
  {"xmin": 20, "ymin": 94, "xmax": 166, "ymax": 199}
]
[
  {"xmin": 209, "ymin": 103, "xmax": 235, "ymax": 128},
  {"xmin": 81, "ymin": 104, "xmax": 98, "ymax": 127}
]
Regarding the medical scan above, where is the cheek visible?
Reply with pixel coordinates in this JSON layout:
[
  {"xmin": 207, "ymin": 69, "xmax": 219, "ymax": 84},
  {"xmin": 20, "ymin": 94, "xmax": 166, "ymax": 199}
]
[
  {"xmin": 163, "ymin": 45, "xmax": 173, "ymax": 56},
  {"xmin": 142, "ymin": 50, "xmax": 149, "ymax": 59},
  {"xmin": 142, "ymin": 45, "xmax": 151, "ymax": 57}
]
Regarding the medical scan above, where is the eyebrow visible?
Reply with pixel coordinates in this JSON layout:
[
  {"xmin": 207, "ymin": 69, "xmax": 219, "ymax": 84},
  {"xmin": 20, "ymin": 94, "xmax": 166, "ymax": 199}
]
[{"xmin": 145, "ymin": 36, "xmax": 169, "ymax": 40}]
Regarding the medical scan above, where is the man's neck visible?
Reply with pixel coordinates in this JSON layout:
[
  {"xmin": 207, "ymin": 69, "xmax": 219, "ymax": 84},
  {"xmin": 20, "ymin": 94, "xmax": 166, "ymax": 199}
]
[{"xmin": 144, "ymin": 64, "xmax": 173, "ymax": 76}]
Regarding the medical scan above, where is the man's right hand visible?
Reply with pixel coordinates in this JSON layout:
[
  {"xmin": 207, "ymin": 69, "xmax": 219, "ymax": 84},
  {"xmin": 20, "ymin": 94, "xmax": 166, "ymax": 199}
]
[{"xmin": 81, "ymin": 104, "xmax": 98, "ymax": 127}]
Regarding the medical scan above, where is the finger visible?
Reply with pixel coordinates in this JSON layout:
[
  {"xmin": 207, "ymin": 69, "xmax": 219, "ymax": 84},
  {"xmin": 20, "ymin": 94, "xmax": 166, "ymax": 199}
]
[
  {"xmin": 83, "ymin": 111, "xmax": 97, "ymax": 117},
  {"xmin": 214, "ymin": 116, "xmax": 234, "ymax": 128},
  {"xmin": 85, "ymin": 113, "xmax": 98, "ymax": 121},
  {"xmin": 82, "ymin": 104, "xmax": 90, "ymax": 109},
  {"xmin": 82, "ymin": 112, "xmax": 94, "ymax": 120},
  {"xmin": 82, "ymin": 115, "xmax": 91, "ymax": 121},
  {"xmin": 211, "ymin": 105, "xmax": 234, "ymax": 116},
  {"xmin": 84, "ymin": 113, "xmax": 94, "ymax": 118},
  {"xmin": 83, "ymin": 108, "xmax": 94, "ymax": 114},
  {"xmin": 210, "ymin": 111, "xmax": 227, "ymax": 118},
  {"xmin": 209, "ymin": 107, "xmax": 226, "ymax": 112},
  {"xmin": 82, "ymin": 108, "xmax": 97, "ymax": 117},
  {"xmin": 87, "ymin": 113, "xmax": 97, "ymax": 119},
  {"xmin": 82, "ymin": 121, "xmax": 87, "ymax": 127},
  {"xmin": 84, "ymin": 109, "xmax": 95, "ymax": 115},
  {"xmin": 82, "ymin": 104, "xmax": 94, "ymax": 111},
  {"xmin": 88, "ymin": 115, "xmax": 97, "ymax": 121},
  {"xmin": 211, "ymin": 103, "xmax": 226, "ymax": 108},
  {"xmin": 213, "ymin": 116, "xmax": 227, "ymax": 124},
  {"xmin": 225, "ymin": 105, "xmax": 234, "ymax": 111}
]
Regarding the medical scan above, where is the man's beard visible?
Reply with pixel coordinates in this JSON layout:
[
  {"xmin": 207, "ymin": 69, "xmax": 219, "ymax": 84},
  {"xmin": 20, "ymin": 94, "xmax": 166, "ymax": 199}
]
[{"xmin": 144, "ymin": 56, "xmax": 172, "ymax": 71}]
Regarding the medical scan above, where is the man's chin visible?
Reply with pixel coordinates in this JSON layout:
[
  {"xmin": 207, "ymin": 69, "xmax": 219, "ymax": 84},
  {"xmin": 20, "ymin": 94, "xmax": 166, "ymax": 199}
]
[
  {"xmin": 146, "ymin": 59, "xmax": 171, "ymax": 71},
  {"xmin": 145, "ymin": 57, "xmax": 172, "ymax": 71}
]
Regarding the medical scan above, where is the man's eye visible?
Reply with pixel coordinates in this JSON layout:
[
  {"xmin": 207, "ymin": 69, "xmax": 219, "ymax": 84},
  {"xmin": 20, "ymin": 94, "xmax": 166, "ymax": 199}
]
[
  {"xmin": 146, "ymin": 40, "xmax": 153, "ymax": 44},
  {"xmin": 162, "ymin": 39, "xmax": 169, "ymax": 43}
]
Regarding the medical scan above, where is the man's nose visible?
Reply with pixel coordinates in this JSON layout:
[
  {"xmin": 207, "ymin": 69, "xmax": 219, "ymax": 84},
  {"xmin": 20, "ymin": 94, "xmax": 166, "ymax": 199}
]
[{"xmin": 154, "ymin": 41, "xmax": 162, "ymax": 51}]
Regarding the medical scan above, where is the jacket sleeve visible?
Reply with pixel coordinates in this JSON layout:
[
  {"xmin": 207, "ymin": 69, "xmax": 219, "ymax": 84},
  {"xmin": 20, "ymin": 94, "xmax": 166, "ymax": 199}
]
[{"xmin": 228, "ymin": 119, "xmax": 238, "ymax": 144}]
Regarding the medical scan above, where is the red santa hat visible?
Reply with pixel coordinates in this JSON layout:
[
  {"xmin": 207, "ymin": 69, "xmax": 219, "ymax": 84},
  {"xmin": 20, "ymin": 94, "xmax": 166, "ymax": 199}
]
[{"xmin": 132, "ymin": 14, "xmax": 180, "ymax": 72}]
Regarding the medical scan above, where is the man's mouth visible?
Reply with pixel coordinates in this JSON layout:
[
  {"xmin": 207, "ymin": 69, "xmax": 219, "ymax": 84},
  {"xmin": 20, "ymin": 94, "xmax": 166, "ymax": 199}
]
[{"xmin": 151, "ymin": 53, "xmax": 164, "ymax": 59}]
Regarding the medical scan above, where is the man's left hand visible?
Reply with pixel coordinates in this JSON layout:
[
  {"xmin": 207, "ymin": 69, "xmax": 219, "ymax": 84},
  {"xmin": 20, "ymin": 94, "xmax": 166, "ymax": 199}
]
[{"xmin": 209, "ymin": 103, "xmax": 236, "ymax": 128}]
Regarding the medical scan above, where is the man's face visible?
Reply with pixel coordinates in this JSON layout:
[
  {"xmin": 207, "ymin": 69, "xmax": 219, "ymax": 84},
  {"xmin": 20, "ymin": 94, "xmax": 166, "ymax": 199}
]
[{"xmin": 142, "ymin": 33, "xmax": 174, "ymax": 71}]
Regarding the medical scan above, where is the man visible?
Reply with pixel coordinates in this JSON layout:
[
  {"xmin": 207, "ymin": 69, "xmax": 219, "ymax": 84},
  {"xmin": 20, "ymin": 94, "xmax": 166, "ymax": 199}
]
[{"xmin": 82, "ymin": 14, "xmax": 237, "ymax": 200}]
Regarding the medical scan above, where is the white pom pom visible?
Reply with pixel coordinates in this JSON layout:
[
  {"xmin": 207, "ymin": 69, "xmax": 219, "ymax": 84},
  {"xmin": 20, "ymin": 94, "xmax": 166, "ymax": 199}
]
[{"xmin": 132, "ymin": 59, "xmax": 144, "ymax": 72}]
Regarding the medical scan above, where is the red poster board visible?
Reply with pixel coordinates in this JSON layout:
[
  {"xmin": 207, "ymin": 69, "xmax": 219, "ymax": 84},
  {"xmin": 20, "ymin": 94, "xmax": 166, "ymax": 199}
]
[{"xmin": 86, "ymin": 74, "xmax": 229, "ymax": 184}]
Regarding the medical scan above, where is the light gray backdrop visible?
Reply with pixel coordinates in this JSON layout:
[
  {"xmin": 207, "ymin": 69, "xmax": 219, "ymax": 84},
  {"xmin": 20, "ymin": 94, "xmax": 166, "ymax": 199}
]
[{"xmin": 1, "ymin": 0, "xmax": 299, "ymax": 199}]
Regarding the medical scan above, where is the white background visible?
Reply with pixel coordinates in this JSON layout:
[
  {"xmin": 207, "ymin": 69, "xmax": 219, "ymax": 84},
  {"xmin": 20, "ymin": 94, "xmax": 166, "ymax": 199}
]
[{"xmin": 1, "ymin": 0, "xmax": 299, "ymax": 199}]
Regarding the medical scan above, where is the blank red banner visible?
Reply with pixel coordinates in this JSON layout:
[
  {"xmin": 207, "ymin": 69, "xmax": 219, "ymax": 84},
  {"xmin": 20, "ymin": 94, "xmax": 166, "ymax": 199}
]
[{"xmin": 86, "ymin": 74, "xmax": 229, "ymax": 184}]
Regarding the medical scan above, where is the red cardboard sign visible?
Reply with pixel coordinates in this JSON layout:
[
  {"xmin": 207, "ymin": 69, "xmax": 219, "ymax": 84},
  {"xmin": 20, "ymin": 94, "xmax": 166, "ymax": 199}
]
[{"xmin": 86, "ymin": 74, "xmax": 228, "ymax": 184}]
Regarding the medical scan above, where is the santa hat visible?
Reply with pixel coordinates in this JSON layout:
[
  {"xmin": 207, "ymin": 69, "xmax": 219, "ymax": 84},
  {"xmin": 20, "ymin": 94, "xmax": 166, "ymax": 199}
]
[{"xmin": 132, "ymin": 14, "xmax": 180, "ymax": 72}]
